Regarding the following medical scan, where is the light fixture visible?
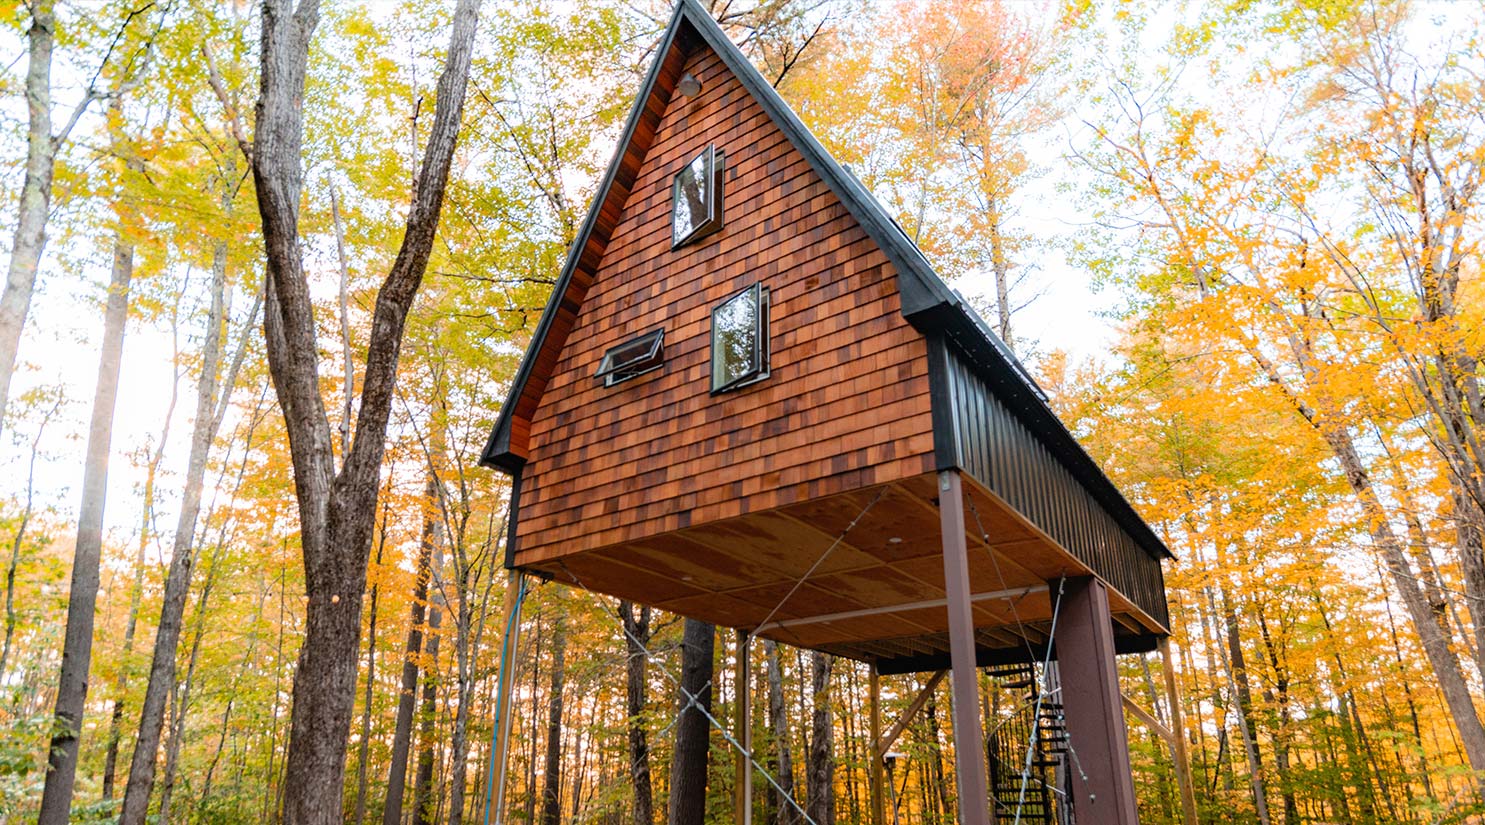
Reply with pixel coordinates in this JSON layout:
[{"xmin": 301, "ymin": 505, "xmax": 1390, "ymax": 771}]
[
  {"xmin": 888, "ymin": 536, "xmax": 903, "ymax": 544},
  {"xmin": 677, "ymin": 72, "xmax": 701, "ymax": 98}
]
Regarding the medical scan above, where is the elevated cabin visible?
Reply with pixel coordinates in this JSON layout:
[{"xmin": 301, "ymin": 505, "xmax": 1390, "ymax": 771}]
[{"xmin": 481, "ymin": 2, "xmax": 1170, "ymax": 822}]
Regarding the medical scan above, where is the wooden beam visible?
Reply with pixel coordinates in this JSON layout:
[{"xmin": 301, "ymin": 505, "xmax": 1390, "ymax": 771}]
[
  {"xmin": 938, "ymin": 470, "xmax": 993, "ymax": 825},
  {"xmin": 1121, "ymin": 694, "xmax": 1173, "ymax": 744},
  {"xmin": 755, "ymin": 585, "xmax": 1048, "ymax": 634},
  {"xmin": 874, "ymin": 670, "xmax": 947, "ymax": 756}
]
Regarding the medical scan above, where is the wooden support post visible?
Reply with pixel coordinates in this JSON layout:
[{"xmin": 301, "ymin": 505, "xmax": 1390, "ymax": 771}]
[
  {"xmin": 485, "ymin": 570, "xmax": 526, "ymax": 825},
  {"xmin": 1161, "ymin": 638, "xmax": 1199, "ymax": 825},
  {"xmin": 938, "ymin": 470, "xmax": 993, "ymax": 825},
  {"xmin": 735, "ymin": 630, "xmax": 753, "ymax": 825},
  {"xmin": 869, "ymin": 665, "xmax": 886, "ymax": 825},
  {"xmin": 1052, "ymin": 576, "xmax": 1138, "ymax": 825}
]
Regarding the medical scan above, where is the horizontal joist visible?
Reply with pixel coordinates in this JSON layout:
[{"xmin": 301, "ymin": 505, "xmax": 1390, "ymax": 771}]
[{"xmin": 755, "ymin": 584, "xmax": 1049, "ymax": 634}]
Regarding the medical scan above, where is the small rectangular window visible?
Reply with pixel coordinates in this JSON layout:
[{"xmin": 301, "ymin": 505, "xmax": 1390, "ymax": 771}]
[
  {"xmin": 673, "ymin": 145, "xmax": 724, "ymax": 248},
  {"xmin": 596, "ymin": 328, "xmax": 665, "ymax": 387},
  {"xmin": 711, "ymin": 283, "xmax": 770, "ymax": 393}
]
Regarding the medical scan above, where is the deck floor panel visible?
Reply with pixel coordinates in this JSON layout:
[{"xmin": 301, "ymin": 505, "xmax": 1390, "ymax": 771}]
[{"xmin": 520, "ymin": 471, "xmax": 1165, "ymax": 671}]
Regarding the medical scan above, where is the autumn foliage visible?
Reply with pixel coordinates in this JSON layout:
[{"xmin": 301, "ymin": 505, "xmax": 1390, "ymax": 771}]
[{"xmin": 2, "ymin": 1, "xmax": 1485, "ymax": 824}]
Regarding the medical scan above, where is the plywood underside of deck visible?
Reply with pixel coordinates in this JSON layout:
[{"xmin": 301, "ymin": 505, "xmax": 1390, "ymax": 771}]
[{"xmin": 519, "ymin": 471, "xmax": 1165, "ymax": 669}]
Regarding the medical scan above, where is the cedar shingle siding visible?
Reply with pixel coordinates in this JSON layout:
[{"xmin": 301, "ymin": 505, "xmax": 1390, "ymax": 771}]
[{"xmin": 515, "ymin": 45, "xmax": 936, "ymax": 566}]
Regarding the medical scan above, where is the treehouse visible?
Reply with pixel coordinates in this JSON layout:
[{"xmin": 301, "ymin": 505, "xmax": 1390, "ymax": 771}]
[{"xmin": 480, "ymin": 2, "xmax": 1172, "ymax": 823}]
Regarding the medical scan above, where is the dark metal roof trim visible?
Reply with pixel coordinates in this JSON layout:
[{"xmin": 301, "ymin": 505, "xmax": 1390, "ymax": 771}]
[{"xmin": 479, "ymin": 0, "xmax": 1173, "ymax": 562}]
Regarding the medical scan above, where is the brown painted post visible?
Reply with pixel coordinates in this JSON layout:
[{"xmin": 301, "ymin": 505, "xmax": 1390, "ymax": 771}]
[
  {"xmin": 938, "ymin": 470, "xmax": 993, "ymax": 825},
  {"xmin": 1052, "ymin": 576, "xmax": 1139, "ymax": 824},
  {"xmin": 869, "ymin": 666, "xmax": 886, "ymax": 825}
]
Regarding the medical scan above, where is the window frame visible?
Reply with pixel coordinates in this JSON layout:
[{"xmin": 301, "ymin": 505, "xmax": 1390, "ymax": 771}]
[
  {"xmin": 595, "ymin": 328, "xmax": 666, "ymax": 388},
  {"xmin": 671, "ymin": 145, "xmax": 725, "ymax": 249},
  {"xmin": 709, "ymin": 283, "xmax": 770, "ymax": 394}
]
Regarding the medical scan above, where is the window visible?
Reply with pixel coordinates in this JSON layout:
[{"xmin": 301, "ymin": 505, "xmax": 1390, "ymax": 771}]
[
  {"xmin": 672, "ymin": 145, "xmax": 724, "ymax": 247},
  {"xmin": 596, "ymin": 328, "xmax": 665, "ymax": 387},
  {"xmin": 711, "ymin": 284, "xmax": 770, "ymax": 393}
]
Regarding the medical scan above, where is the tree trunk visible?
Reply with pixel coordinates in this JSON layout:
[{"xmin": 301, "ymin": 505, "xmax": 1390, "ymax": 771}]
[
  {"xmin": 384, "ymin": 476, "xmax": 439, "ymax": 825},
  {"xmin": 924, "ymin": 691, "xmax": 949, "ymax": 819},
  {"xmin": 251, "ymin": 0, "xmax": 482, "ymax": 817},
  {"xmin": 525, "ymin": 629, "xmax": 543, "ymax": 825},
  {"xmin": 1250, "ymin": 330, "xmax": 1485, "ymax": 784},
  {"xmin": 101, "ymin": 386, "xmax": 172, "ymax": 803},
  {"xmin": 1324, "ymin": 426, "xmax": 1485, "ymax": 780},
  {"xmin": 160, "ymin": 532, "xmax": 230, "ymax": 825},
  {"xmin": 669, "ymin": 619, "xmax": 714, "ymax": 825},
  {"xmin": 99, "ymin": 106, "xmax": 161, "ymax": 798},
  {"xmin": 621, "ymin": 600, "xmax": 654, "ymax": 825},
  {"xmin": 764, "ymin": 640, "xmax": 796, "ymax": 825},
  {"xmin": 1255, "ymin": 613, "xmax": 1298, "ymax": 825},
  {"xmin": 0, "ymin": 393, "xmax": 55, "ymax": 684},
  {"xmin": 0, "ymin": 0, "xmax": 57, "ymax": 440},
  {"xmin": 1452, "ymin": 491, "xmax": 1485, "ymax": 678},
  {"xmin": 444, "ymin": 563, "xmax": 490, "ymax": 825},
  {"xmin": 411, "ymin": 565, "xmax": 444, "ymax": 825},
  {"xmin": 120, "ymin": 229, "xmax": 253, "ymax": 825},
  {"xmin": 1212, "ymin": 586, "xmax": 1270, "ymax": 825},
  {"xmin": 541, "ymin": 608, "xmax": 568, "ymax": 825},
  {"xmin": 36, "ymin": 148, "xmax": 135, "ymax": 825},
  {"xmin": 428, "ymin": 412, "xmax": 493, "ymax": 825},
  {"xmin": 807, "ymin": 651, "xmax": 835, "ymax": 825},
  {"xmin": 353, "ymin": 509, "xmax": 389, "ymax": 825},
  {"xmin": 985, "ymin": 194, "xmax": 1013, "ymax": 353}
]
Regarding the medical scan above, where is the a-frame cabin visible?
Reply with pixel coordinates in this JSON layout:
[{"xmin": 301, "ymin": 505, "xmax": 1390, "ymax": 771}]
[{"xmin": 481, "ymin": 2, "xmax": 1172, "ymax": 823}]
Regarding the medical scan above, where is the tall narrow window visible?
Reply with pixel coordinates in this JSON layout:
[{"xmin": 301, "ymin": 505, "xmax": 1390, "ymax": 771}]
[
  {"xmin": 711, "ymin": 283, "xmax": 770, "ymax": 393},
  {"xmin": 673, "ymin": 145, "xmax": 724, "ymax": 247},
  {"xmin": 596, "ymin": 328, "xmax": 665, "ymax": 387}
]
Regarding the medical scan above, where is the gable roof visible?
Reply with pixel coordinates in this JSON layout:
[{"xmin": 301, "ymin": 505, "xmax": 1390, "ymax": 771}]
[{"xmin": 479, "ymin": 0, "xmax": 1173, "ymax": 562}]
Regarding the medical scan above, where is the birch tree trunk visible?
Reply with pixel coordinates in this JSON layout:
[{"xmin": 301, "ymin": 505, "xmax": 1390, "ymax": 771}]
[
  {"xmin": 0, "ymin": 0, "xmax": 58, "ymax": 439},
  {"xmin": 99, "ymin": 115, "xmax": 160, "ymax": 802},
  {"xmin": 120, "ymin": 228, "xmax": 260, "ymax": 825},
  {"xmin": 36, "ymin": 160, "xmax": 136, "ymax": 825},
  {"xmin": 249, "ymin": 0, "xmax": 482, "ymax": 818}
]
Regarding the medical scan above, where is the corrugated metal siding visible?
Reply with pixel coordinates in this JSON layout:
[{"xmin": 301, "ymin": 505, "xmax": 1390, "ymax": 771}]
[{"xmin": 940, "ymin": 344, "xmax": 1169, "ymax": 628}]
